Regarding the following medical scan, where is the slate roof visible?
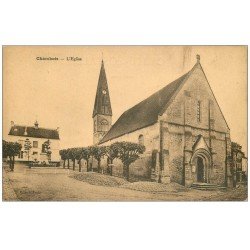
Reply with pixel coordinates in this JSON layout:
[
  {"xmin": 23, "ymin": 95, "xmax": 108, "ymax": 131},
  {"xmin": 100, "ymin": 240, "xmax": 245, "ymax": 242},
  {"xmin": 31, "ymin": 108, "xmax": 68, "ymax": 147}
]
[
  {"xmin": 99, "ymin": 70, "xmax": 191, "ymax": 144},
  {"xmin": 8, "ymin": 125, "xmax": 60, "ymax": 140},
  {"xmin": 92, "ymin": 60, "xmax": 112, "ymax": 117}
]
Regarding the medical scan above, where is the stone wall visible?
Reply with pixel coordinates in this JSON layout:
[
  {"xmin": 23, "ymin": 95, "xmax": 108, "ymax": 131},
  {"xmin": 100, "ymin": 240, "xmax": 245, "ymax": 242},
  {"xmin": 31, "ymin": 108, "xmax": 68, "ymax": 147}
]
[
  {"xmin": 160, "ymin": 63, "xmax": 231, "ymax": 186},
  {"xmin": 164, "ymin": 63, "xmax": 230, "ymax": 134},
  {"xmin": 100, "ymin": 123, "xmax": 159, "ymax": 180}
]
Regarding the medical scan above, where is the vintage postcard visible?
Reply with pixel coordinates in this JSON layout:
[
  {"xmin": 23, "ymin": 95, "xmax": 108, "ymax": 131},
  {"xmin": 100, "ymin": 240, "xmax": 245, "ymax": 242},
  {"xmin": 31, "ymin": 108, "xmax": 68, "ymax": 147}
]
[{"xmin": 2, "ymin": 46, "xmax": 247, "ymax": 201}]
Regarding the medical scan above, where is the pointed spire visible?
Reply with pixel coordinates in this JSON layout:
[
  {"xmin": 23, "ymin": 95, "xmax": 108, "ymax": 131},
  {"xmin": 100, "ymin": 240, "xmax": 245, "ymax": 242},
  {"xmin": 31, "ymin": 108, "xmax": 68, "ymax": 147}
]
[
  {"xmin": 196, "ymin": 54, "xmax": 200, "ymax": 63},
  {"xmin": 92, "ymin": 60, "xmax": 112, "ymax": 117}
]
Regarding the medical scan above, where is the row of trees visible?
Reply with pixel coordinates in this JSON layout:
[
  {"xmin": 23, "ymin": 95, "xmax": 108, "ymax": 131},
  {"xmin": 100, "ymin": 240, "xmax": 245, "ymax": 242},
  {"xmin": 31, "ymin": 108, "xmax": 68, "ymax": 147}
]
[
  {"xmin": 59, "ymin": 141, "xmax": 145, "ymax": 180},
  {"xmin": 3, "ymin": 140, "xmax": 22, "ymax": 171}
]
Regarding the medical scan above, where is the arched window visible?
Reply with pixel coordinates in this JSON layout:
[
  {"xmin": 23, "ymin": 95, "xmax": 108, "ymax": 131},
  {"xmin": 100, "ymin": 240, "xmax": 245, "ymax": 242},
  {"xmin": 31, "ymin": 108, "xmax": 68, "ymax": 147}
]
[
  {"xmin": 197, "ymin": 100, "xmax": 201, "ymax": 122},
  {"xmin": 138, "ymin": 134, "xmax": 144, "ymax": 146},
  {"xmin": 100, "ymin": 119, "xmax": 109, "ymax": 131}
]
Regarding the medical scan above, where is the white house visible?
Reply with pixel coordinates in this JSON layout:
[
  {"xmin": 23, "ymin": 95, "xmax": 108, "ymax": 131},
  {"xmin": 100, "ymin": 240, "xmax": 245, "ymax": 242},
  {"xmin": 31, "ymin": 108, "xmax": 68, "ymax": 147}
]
[{"xmin": 7, "ymin": 121, "xmax": 60, "ymax": 163}]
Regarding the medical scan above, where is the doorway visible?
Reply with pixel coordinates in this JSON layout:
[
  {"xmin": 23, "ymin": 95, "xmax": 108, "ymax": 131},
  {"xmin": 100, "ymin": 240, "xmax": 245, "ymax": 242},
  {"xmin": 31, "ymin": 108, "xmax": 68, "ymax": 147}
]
[{"xmin": 197, "ymin": 156, "xmax": 205, "ymax": 182}]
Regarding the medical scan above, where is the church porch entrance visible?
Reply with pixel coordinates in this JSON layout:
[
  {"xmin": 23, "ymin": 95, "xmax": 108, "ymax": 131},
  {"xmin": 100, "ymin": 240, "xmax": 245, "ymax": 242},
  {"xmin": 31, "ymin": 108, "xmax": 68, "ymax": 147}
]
[
  {"xmin": 190, "ymin": 149, "xmax": 212, "ymax": 184},
  {"xmin": 197, "ymin": 156, "xmax": 206, "ymax": 183}
]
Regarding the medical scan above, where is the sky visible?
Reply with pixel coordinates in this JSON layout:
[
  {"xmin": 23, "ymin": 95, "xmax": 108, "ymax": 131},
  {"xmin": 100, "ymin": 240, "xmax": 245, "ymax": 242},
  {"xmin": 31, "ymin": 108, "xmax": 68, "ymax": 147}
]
[{"xmin": 3, "ymin": 46, "xmax": 247, "ymax": 153}]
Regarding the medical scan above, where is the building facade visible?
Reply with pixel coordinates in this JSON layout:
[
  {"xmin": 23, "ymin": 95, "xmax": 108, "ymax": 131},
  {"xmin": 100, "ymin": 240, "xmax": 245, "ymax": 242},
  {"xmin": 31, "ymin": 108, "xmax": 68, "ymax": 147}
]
[
  {"xmin": 231, "ymin": 142, "xmax": 248, "ymax": 184},
  {"xmin": 7, "ymin": 121, "xmax": 60, "ymax": 163},
  {"xmin": 94, "ymin": 56, "xmax": 233, "ymax": 187}
]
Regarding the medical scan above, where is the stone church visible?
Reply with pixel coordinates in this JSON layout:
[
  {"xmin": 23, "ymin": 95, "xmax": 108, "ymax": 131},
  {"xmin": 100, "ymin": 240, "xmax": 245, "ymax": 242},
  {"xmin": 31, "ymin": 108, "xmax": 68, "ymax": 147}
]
[{"xmin": 92, "ymin": 55, "xmax": 232, "ymax": 187}]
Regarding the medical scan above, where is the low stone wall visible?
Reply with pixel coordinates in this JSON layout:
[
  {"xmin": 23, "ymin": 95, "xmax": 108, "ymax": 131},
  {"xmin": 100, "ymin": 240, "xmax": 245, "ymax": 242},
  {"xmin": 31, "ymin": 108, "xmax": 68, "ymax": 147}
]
[{"xmin": 2, "ymin": 168, "xmax": 18, "ymax": 201}]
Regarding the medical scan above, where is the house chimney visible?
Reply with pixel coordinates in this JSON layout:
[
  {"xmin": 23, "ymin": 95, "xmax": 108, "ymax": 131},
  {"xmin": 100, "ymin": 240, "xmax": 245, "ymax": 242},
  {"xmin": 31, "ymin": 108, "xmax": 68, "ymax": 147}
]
[
  {"xmin": 56, "ymin": 127, "xmax": 59, "ymax": 132},
  {"xmin": 34, "ymin": 120, "xmax": 39, "ymax": 129},
  {"xmin": 24, "ymin": 126, "xmax": 28, "ymax": 135},
  {"xmin": 11, "ymin": 121, "xmax": 14, "ymax": 127}
]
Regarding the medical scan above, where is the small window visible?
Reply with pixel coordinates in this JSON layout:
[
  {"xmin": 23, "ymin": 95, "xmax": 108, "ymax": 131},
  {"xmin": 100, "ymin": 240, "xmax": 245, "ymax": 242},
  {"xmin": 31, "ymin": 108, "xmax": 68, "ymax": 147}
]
[
  {"xmin": 197, "ymin": 101, "xmax": 201, "ymax": 122},
  {"xmin": 18, "ymin": 151, "xmax": 24, "ymax": 159},
  {"xmin": 33, "ymin": 141, "xmax": 38, "ymax": 148},
  {"xmin": 138, "ymin": 134, "xmax": 144, "ymax": 146},
  {"xmin": 32, "ymin": 152, "xmax": 38, "ymax": 155}
]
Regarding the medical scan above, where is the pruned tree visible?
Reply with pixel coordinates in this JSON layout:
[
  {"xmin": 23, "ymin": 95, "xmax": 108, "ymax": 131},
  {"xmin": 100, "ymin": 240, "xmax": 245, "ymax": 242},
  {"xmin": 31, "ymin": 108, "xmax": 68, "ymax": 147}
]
[
  {"xmin": 43, "ymin": 139, "xmax": 52, "ymax": 163},
  {"xmin": 105, "ymin": 143, "xmax": 120, "ymax": 176},
  {"xmin": 3, "ymin": 140, "xmax": 22, "ymax": 171},
  {"xmin": 81, "ymin": 146, "xmax": 93, "ymax": 172},
  {"xmin": 75, "ymin": 147, "xmax": 83, "ymax": 172},
  {"xmin": 24, "ymin": 138, "xmax": 32, "ymax": 163},
  {"xmin": 116, "ymin": 141, "xmax": 145, "ymax": 180},
  {"xmin": 92, "ymin": 146, "xmax": 106, "ymax": 173},
  {"xmin": 59, "ymin": 149, "xmax": 67, "ymax": 168},
  {"xmin": 68, "ymin": 148, "xmax": 79, "ymax": 171},
  {"xmin": 3, "ymin": 140, "xmax": 9, "ymax": 159},
  {"xmin": 65, "ymin": 148, "xmax": 71, "ymax": 169}
]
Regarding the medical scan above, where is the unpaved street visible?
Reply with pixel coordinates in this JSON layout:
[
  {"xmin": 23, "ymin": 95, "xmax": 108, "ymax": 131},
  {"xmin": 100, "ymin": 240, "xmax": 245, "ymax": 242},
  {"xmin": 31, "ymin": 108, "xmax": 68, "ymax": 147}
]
[{"xmin": 2, "ymin": 163, "xmax": 247, "ymax": 201}]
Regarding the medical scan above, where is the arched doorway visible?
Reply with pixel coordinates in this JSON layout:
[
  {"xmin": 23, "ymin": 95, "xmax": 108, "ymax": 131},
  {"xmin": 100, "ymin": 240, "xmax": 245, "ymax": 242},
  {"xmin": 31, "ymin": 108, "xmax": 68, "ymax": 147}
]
[
  {"xmin": 191, "ymin": 149, "xmax": 211, "ymax": 183},
  {"xmin": 197, "ymin": 156, "xmax": 205, "ymax": 182}
]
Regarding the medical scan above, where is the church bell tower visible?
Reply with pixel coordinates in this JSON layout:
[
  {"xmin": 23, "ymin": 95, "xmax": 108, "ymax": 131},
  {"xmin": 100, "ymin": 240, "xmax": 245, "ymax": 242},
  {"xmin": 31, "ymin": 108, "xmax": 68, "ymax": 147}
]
[{"xmin": 92, "ymin": 60, "xmax": 112, "ymax": 144}]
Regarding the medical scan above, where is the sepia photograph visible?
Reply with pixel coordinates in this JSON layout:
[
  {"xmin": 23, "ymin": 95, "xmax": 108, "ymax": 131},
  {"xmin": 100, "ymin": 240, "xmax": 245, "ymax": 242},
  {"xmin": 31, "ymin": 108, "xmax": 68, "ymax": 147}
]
[
  {"xmin": 1, "ymin": 2, "xmax": 250, "ymax": 250},
  {"xmin": 2, "ymin": 45, "xmax": 247, "ymax": 201}
]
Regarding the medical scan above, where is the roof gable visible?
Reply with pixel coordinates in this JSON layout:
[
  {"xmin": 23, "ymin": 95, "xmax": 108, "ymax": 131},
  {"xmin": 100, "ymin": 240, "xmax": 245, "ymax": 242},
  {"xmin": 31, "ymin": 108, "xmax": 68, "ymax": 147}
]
[
  {"xmin": 8, "ymin": 125, "xmax": 60, "ymax": 140},
  {"xmin": 167, "ymin": 62, "xmax": 230, "ymax": 131},
  {"xmin": 198, "ymin": 63, "xmax": 230, "ymax": 130},
  {"xmin": 99, "ymin": 57, "xmax": 230, "ymax": 144},
  {"xmin": 192, "ymin": 135, "xmax": 210, "ymax": 152}
]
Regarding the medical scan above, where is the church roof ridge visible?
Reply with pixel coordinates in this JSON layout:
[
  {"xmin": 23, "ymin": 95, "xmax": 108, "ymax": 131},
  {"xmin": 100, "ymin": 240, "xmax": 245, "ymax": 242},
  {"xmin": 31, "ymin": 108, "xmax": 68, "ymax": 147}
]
[
  {"xmin": 10, "ymin": 123, "xmax": 59, "ymax": 131},
  {"xmin": 8, "ymin": 124, "xmax": 60, "ymax": 140},
  {"xmin": 99, "ymin": 66, "xmax": 193, "ymax": 144}
]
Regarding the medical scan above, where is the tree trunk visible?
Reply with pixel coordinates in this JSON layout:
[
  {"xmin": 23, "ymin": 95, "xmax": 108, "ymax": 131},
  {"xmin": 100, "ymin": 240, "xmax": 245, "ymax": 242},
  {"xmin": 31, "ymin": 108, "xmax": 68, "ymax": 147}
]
[
  {"xmin": 9, "ymin": 156, "xmax": 12, "ymax": 169},
  {"xmin": 123, "ymin": 165, "xmax": 127, "ymax": 179},
  {"xmin": 123, "ymin": 165, "xmax": 130, "ymax": 181},
  {"xmin": 86, "ymin": 159, "xmax": 89, "ymax": 172},
  {"xmin": 12, "ymin": 156, "xmax": 15, "ymax": 171},
  {"xmin": 67, "ymin": 159, "xmax": 70, "ymax": 169},
  {"xmin": 9, "ymin": 156, "xmax": 15, "ymax": 171},
  {"xmin": 98, "ymin": 160, "xmax": 101, "ymax": 173},
  {"xmin": 73, "ymin": 159, "xmax": 75, "ymax": 171},
  {"xmin": 63, "ymin": 160, "xmax": 65, "ymax": 168},
  {"xmin": 110, "ymin": 159, "xmax": 113, "ymax": 176},
  {"xmin": 79, "ymin": 159, "xmax": 82, "ymax": 172},
  {"xmin": 127, "ymin": 165, "xmax": 130, "ymax": 181}
]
